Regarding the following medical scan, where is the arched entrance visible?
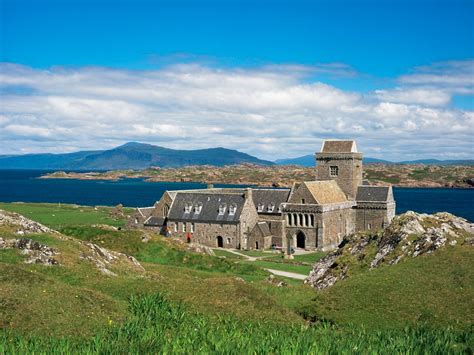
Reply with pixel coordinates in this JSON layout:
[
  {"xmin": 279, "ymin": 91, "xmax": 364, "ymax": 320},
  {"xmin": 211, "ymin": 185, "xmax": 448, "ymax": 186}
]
[
  {"xmin": 217, "ymin": 236, "xmax": 224, "ymax": 248},
  {"xmin": 296, "ymin": 231, "xmax": 306, "ymax": 249}
]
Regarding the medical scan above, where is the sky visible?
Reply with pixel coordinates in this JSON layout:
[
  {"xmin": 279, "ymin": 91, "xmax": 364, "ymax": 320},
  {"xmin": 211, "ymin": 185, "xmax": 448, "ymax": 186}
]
[{"xmin": 0, "ymin": 0, "xmax": 473, "ymax": 161}]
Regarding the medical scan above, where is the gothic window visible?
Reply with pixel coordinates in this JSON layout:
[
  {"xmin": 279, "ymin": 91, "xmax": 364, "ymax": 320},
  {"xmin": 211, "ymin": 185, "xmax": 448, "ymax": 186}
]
[
  {"xmin": 299, "ymin": 214, "xmax": 304, "ymax": 226},
  {"xmin": 287, "ymin": 214, "xmax": 291, "ymax": 226},
  {"xmin": 330, "ymin": 166, "xmax": 339, "ymax": 177},
  {"xmin": 293, "ymin": 213, "xmax": 298, "ymax": 226},
  {"xmin": 304, "ymin": 214, "xmax": 309, "ymax": 227},
  {"xmin": 310, "ymin": 214, "xmax": 315, "ymax": 227},
  {"xmin": 163, "ymin": 204, "xmax": 169, "ymax": 216}
]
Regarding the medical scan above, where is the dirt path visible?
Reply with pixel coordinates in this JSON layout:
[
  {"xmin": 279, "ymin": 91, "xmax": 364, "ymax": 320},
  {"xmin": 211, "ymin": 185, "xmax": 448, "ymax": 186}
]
[{"xmin": 264, "ymin": 269, "xmax": 307, "ymax": 280}]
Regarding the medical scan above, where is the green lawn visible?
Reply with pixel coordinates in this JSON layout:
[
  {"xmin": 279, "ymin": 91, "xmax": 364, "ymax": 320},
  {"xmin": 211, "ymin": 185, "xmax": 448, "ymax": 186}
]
[
  {"xmin": 212, "ymin": 249, "xmax": 244, "ymax": 259},
  {"xmin": 1, "ymin": 202, "xmax": 473, "ymax": 352},
  {"xmin": 0, "ymin": 202, "xmax": 130, "ymax": 228},
  {"xmin": 238, "ymin": 250, "xmax": 280, "ymax": 258}
]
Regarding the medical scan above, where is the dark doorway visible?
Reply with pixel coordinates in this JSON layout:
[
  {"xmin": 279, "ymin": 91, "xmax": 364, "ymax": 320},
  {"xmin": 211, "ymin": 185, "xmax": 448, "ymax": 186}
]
[
  {"xmin": 217, "ymin": 236, "xmax": 223, "ymax": 248},
  {"xmin": 296, "ymin": 231, "xmax": 306, "ymax": 249},
  {"xmin": 255, "ymin": 241, "xmax": 259, "ymax": 250},
  {"xmin": 186, "ymin": 236, "xmax": 191, "ymax": 243}
]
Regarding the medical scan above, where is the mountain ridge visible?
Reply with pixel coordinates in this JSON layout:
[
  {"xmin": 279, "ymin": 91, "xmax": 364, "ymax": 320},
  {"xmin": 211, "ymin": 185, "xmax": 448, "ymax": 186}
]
[{"xmin": 0, "ymin": 142, "xmax": 274, "ymax": 169}]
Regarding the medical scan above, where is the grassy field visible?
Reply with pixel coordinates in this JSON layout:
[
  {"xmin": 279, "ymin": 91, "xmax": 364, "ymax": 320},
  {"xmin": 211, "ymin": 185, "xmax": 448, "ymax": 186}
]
[{"xmin": 1, "ymin": 202, "xmax": 473, "ymax": 352}]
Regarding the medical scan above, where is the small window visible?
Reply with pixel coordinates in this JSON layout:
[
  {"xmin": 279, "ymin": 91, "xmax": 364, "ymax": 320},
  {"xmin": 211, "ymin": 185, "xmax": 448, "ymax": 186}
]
[
  {"xmin": 267, "ymin": 203, "xmax": 275, "ymax": 213},
  {"xmin": 184, "ymin": 203, "xmax": 192, "ymax": 213},
  {"xmin": 174, "ymin": 223, "xmax": 177, "ymax": 233},
  {"xmin": 367, "ymin": 223, "xmax": 372, "ymax": 230},
  {"xmin": 301, "ymin": 199, "xmax": 305, "ymax": 204},
  {"xmin": 330, "ymin": 166, "xmax": 339, "ymax": 177},
  {"xmin": 227, "ymin": 237, "xmax": 231, "ymax": 244},
  {"xmin": 182, "ymin": 223, "xmax": 186, "ymax": 232},
  {"xmin": 229, "ymin": 204, "xmax": 237, "ymax": 215},
  {"xmin": 135, "ymin": 217, "xmax": 139, "ymax": 224},
  {"xmin": 218, "ymin": 204, "xmax": 226, "ymax": 215},
  {"xmin": 257, "ymin": 203, "xmax": 264, "ymax": 212},
  {"xmin": 190, "ymin": 223, "xmax": 195, "ymax": 233}
]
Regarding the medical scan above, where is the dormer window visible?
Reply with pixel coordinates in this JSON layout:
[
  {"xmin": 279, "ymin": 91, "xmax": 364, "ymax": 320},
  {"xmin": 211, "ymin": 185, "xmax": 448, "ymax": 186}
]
[
  {"xmin": 194, "ymin": 203, "xmax": 203, "ymax": 214},
  {"xmin": 257, "ymin": 203, "xmax": 264, "ymax": 212},
  {"xmin": 330, "ymin": 166, "xmax": 339, "ymax": 177},
  {"xmin": 267, "ymin": 203, "xmax": 275, "ymax": 213},
  {"xmin": 184, "ymin": 203, "xmax": 193, "ymax": 213},
  {"xmin": 218, "ymin": 204, "xmax": 226, "ymax": 215},
  {"xmin": 229, "ymin": 204, "xmax": 237, "ymax": 215}
]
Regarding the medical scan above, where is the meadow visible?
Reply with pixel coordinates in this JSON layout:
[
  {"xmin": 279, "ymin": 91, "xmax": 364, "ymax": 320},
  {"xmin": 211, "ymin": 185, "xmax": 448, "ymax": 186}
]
[{"xmin": 0, "ymin": 203, "xmax": 472, "ymax": 353}]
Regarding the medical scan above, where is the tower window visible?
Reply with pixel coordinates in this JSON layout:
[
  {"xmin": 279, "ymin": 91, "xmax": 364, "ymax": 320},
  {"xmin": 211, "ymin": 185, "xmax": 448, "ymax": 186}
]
[{"xmin": 330, "ymin": 166, "xmax": 339, "ymax": 177}]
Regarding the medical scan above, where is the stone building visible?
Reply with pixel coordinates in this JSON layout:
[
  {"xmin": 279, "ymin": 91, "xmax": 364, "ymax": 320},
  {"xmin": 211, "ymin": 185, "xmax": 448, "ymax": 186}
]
[{"xmin": 128, "ymin": 139, "xmax": 396, "ymax": 251}]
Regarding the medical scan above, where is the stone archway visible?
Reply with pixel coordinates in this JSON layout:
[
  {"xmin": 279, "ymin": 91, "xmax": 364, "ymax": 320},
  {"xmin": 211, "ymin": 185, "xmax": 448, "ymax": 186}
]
[
  {"xmin": 217, "ymin": 236, "xmax": 224, "ymax": 248},
  {"xmin": 296, "ymin": 231, "xmax": 306, "ymax": 249}
]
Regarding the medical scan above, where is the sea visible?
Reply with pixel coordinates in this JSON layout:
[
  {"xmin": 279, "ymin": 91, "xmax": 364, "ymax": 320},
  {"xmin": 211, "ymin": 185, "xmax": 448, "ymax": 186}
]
[{"xmin": 0, "ymin": 170, "xmax": 472, "ymax": 221}]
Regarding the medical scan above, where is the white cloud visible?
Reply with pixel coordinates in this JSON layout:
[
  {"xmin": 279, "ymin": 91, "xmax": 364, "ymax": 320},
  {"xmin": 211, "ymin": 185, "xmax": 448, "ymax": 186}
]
[{"xmin": 0, "ymin": 61, "xmax": 473, "ymax": 160}]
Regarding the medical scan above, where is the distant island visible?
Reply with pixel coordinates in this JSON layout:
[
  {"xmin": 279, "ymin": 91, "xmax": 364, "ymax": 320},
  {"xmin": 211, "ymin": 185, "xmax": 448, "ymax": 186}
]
[
  {"xmin": 1, "ymin": 141, "xmax": 472, "ymax": 170},
  {"xmin": 40, "ymin": 163, "xmax": 474, "ymax": 188}
]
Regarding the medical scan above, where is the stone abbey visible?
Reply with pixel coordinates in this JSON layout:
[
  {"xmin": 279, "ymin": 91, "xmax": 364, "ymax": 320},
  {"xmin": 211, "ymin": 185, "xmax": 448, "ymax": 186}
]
[{"xmin": 129, "ymin": 140, "xmax": 396, "ymax": 252}]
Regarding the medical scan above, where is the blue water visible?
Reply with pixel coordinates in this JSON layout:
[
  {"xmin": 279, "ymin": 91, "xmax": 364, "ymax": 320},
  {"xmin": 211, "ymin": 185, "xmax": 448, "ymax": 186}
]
[{"xmin": 0, "ymin": 170, "xmax": 472, "ymax": 221}]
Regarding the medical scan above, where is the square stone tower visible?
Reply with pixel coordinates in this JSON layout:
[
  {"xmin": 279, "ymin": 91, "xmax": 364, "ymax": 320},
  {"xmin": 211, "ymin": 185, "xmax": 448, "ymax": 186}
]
[{"xmin": 315, "ymin": 140, "xmax": 363, "ymax": 200}]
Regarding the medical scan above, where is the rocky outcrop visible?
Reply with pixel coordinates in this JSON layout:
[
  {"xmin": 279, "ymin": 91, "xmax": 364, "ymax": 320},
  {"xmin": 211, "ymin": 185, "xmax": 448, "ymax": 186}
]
[
  {"xmin": 80, "ymin": 242, "xmax": 144, "ymax": 276},
  {"xmin": 0, "ymin": 209, "xmax": 57, "ymax": 235},
  {"xmin": 305, "ymin": 211, "xmax": 474, "ymax": 290},
  {"xmin": 0, "ymin": 237, "xmax": 59, "ymax": 265},
  {"xmin": 0, "ymin": 209, "xmax": 144, "ymax": 276}
]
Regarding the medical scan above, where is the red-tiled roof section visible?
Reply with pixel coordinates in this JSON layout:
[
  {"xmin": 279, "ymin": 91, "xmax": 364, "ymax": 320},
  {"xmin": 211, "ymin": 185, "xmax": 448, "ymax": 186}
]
[{"xmin": 321, "ymin": 140, "xmax": 356, "ymax": 153}]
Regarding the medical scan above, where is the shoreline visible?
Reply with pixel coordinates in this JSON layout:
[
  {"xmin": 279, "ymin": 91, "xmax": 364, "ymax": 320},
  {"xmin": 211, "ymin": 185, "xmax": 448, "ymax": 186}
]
[{"xmin": 38, "ymin": 171, "xmax": 474, "ymax": 189}]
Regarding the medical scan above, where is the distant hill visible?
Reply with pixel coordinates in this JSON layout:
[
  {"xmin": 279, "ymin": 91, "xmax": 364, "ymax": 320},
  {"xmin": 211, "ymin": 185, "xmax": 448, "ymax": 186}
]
[
  {"xmin": 275, "ymin": 155, "xmax": 392, "ymax": 167},
  {"xmin": 275, "ymin": 154, "xmax": 473, "ymax": 167},
  {"xmin": 0, "ymin": 142, "xmax": 274, "ymax": 169}
]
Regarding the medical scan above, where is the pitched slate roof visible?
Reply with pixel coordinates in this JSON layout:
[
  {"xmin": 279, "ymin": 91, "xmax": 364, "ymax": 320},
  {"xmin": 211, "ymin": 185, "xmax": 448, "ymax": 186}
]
[
  {"xmin": 356, "ymin": 186, "xmax": 393, "ymax": 202},
  {"xmin": 144, "ymin": 216, "xmax": 165, "ymax": 227},
  {"xmin": 137, "ymin": 207, "xmax": 154, "ymax": 217},
  {"xmin": 252, "ymin": 188, "xmax": 290, "ymax": 214},
  {"xmin": 303, "ymin": 181, "xmax": 348, "ymax": 204},
  {"xmin": 256, "ymin": 222, "xmax": 271, "ymax": 236},
  {"xmin": 321, "ymin": 140, "xmax": 357, "ymax": 153},
  {"xmin": 167, "ymin": 192, "xmax": 246, "ymax": 224}
]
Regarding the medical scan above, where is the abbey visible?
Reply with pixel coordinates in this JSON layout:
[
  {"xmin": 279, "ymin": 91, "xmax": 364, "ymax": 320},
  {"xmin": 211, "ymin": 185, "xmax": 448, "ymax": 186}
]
[{"xmin": 129, "ymin": 140, "xmax": 396, "ymax": 252}]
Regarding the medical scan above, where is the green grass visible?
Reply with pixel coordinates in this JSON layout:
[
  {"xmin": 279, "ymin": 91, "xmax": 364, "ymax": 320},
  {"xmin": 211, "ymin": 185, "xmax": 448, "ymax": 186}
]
[
  {"xmin": 238, "ymin": 249, "xmax": 278, "ymax": 257},
  {"xmin": 0, "ymin": 202, "xmax": 130, "ymax": 228},
  {"xmin": 293, "ymin": 251, "xmax": 326, "ymax": 264},
  {"xmin": 212, "ymin": 249, "xmax": 244, "ymax": 259},
  {"xmin": 1, "ymin": 293, "xmax": 471, "ymax": 354},
  {"xmin": 301, "ymin": 245, "xmax": 474, "ymax": 329}
]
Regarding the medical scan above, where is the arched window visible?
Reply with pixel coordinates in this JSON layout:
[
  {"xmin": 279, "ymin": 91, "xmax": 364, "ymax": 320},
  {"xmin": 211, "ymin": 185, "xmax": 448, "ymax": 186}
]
[
  {"xmin": 304, "ymin": 214, "xmax": 309, "ymax": 227},
  {"xmin": 299, "ymin": 214, "xmax": 304, "ymax": 226},
  {"xmin": 163, "ymin": 204, "xmax": 169, "ymax": 217},
  {"xmin": 294, "ymin": 213, "xmax": 298, "ymax": 226},
  {"xmin": 287, "ymin": 214, "xmax": 292, "ymax": 226},
  {"xmin": 310, "ymin": 214, "xmax": 315, "ymax": 227}
]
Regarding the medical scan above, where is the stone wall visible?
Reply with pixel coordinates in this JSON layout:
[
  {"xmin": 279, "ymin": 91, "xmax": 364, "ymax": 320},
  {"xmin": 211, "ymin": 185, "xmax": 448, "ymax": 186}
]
[
  {"xmin": 315, "ymin": 152, "xmax": 363, "ymax": 200},
  {"xmin": 355, "ymin": 202, "xmax": 396, "ymax": 232},
  {"xmin": 167, "ymin": 221, "xmax": 240, "ymax": 249}
]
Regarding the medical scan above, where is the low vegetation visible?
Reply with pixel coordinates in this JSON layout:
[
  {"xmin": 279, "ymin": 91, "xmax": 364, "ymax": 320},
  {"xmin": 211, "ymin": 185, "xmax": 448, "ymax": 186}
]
[
  {"xmin": 40, "ymin": 163, "xmax": 474, "ymax": 188},
  {"xmin": 1, "ymin": 203, "xmax": 473, "ymax": 352}
]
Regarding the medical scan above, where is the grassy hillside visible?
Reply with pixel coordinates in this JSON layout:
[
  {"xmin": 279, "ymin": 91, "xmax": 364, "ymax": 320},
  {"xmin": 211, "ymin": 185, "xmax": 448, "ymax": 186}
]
[{"xmin": 1, "ymin": 203, "xmax": 473, "ymax": 352}]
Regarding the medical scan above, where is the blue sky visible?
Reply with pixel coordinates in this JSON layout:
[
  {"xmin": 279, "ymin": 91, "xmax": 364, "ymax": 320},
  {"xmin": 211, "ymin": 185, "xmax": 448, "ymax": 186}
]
[{"xmin": 0, "ymin": 0, "xmax": 473, "ymax": 160}]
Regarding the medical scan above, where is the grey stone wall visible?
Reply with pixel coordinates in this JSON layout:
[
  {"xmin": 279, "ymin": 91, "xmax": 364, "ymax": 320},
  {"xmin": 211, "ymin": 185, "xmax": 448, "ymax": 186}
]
[
  {"xmin": 315, "ymin": 152, "xmax": 363, "ymax": 200},
  {"xmin": 167, "ymin": 221, "xmax": 240, "ymax": 249},
  {"xmin": 355, "ymin": 201, "xmax": 396, "ymax": 232}
]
